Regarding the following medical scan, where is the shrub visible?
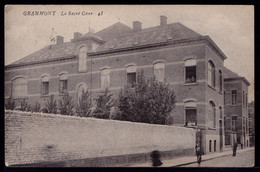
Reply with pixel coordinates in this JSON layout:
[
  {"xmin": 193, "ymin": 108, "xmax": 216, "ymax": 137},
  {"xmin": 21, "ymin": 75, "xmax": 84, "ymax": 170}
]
[
  {"xmin": 33, "ymin": 101, "xmax": 41, "ymax": 112},
  {"xmin": 58, "ymin": 92, "xmax": 74, "ymax": 115},
  {"xmin": 75, "ymin": 89, "xmax": 92, "ymax": 117},
  {"xmin": 20, "ymin": 99, "xmax": 32, "ymax": 112},
  {"xmin": 5, "ymin": 98, "xmax": 15, "ymax": 110},
  {"xmin": 115, "ymin": 70, "xmax": 176, "ymax": 125},
  {"xmin": 42, "ymin": 95, "xmax": 58, "ymax": 114},
  {"xmin": 92, "ymin": 88, "xmax": 114, "ymax": 119}
]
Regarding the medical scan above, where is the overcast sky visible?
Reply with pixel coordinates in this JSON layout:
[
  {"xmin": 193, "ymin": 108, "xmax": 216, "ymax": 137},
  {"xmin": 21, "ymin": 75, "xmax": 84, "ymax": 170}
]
[{"xmin": 5, "ymin": 5, "xmax": 254, "ymax": 102}]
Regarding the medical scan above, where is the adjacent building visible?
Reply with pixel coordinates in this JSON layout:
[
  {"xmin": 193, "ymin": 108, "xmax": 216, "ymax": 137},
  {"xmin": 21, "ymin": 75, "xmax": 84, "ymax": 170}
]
[
  {"xmin": 5, "ymin": 16, "xmax": 251, "ymax": 154},
  {"xmin": 223, "ymin": 67, "xmax": 250, "ymax": 148},
  {"xmin": 248, "ymin": 101, "xmax": 255, "ymax": 147}
]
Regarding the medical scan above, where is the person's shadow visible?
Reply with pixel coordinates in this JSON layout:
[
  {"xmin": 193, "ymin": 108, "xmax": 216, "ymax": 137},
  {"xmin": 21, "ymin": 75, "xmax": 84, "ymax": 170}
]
[{"xmin": 150, "ymin": 150, "xmax": 163, "ymax": 167}]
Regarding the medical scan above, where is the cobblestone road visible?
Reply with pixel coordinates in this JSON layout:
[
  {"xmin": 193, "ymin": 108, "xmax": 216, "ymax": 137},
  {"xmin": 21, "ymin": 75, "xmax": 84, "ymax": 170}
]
[{"xmin": 180, "ymin": 149, "xmax": 254, "ymax": 167}]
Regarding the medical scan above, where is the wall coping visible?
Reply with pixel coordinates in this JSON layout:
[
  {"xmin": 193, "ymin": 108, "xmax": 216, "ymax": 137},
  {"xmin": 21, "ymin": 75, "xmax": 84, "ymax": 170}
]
[{"xmin": 5, "ymin": 110, "xmax": 194, "ymax": 131}]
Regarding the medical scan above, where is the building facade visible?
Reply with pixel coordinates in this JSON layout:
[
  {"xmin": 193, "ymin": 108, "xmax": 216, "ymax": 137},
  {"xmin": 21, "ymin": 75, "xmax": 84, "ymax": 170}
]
[
  {"xmin": 223, "ymin": 67, "xmax": 250, "ymax": 148},
  {"xmin": 5, "ymin": 16, "xmax": 249, "ymax": 154},
  {"xmin": 248, "ymin": 101, "xmax": 255, "ymax": 147}
]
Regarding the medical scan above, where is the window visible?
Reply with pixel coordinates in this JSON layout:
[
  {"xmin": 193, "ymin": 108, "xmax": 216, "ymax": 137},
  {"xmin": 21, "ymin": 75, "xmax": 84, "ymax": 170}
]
[
  {"xmin": 185, "ymin": 101, "xmax": 197, "ymax": 126},
  {"xmin": 231, "ymin": 116, "xmax": 237, "ymax": 131},
  {"xmin": 208, "ymin": 61, "xmax": 215, "ymax": 87},
  {"xmin": 12, "ymin": 77, "xmax": 28, "ymax": 98},
  {"xmin": 78, "ymin": 46, "xmax": 87, "ymax": 72},
  {"xmin": 214, "ymin": 140, "xmax": 216, "ymax": 152},
  {"xmin": 185, "ymin": 59, "xmax": 196, "ymax": 83},
  {"xmin": 41, "ymin": 75, "xmax": 49, "ymax": 96},
  {"xmin": 209, "ymin": 140, "xmax": 212, "ymax": 152},
  {"xmin": 59, "ymin": 73, "xmax": 68, "ymax": 94},
  {"xmin": 154, "ymin": 62, "xmax": 165, "ymax": 82},
  {"xmin": 246, "ymin": 93, "xmax": 248, "ymax": 108},
  {"xmin": 219, "ymin": 106, "xmax": 222, "ymax": 119},
  {"xmin": 209, "ymin": 101, "xmax": 216, "ymax": 128},
  {"xmin": 232, "ymin": 90, "xmax": 237, "ymax": 105},
  {"xmin": 246, "ymin": 117, "xmax": 248, "ymax": 134},
  {"xmin": 77, "ymin": 83, "xmax": 88, "ymax": 103},
  {"xmin": 219, "ymin": 70, "xmax": 223, "ymax": 92},
  {"xmin": 224, "ymin": 91, "xmax": 226, "ymax": 105},
  {"xmin": 126, "ymin": 65, "xmax": 137, "ymax": 87},
  {"xmin": 101, "ymin": 68, "xmax": 110, "ymax": 89}
]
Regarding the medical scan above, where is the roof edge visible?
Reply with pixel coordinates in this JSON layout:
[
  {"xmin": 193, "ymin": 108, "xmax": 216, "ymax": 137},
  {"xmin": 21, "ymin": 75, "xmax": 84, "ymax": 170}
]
[
  {"xmin": 224, "ymin": 77, "xmax": 250, "ymax": 86},
  {"xmin": 5, "ymin": 55, "xmax": 76, "ymax": 70}
]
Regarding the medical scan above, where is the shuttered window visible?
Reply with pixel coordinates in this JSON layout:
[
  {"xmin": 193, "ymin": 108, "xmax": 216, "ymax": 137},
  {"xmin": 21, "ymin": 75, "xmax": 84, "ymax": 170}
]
[{"xmin": 12, "ymin": 77, "xmax": 28, "ymax": 98}]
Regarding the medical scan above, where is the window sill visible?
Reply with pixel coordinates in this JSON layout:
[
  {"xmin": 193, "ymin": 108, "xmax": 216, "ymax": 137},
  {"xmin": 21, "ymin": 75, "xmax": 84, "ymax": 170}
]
[
  {"xmin": 182, "ymin": 82, "xmax": 198, "ymax": 86},
  {"xmin": 12, "ymin": 96, "xmax": 29, "ymax": 100},
  {"xmin": 208, "ymin": 85, "xmax": 216, "ymax": 91},
  {"xmin": 208, "ymin": 127, "xmax": 216, "ymax": 130},
  {"xmin": 40, "ymin": 95, "xmax": 49, "ymax": 98}
]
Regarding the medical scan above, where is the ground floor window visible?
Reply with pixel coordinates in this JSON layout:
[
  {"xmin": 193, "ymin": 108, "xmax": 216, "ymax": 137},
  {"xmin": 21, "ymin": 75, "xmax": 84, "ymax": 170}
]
[
  {"xmin": 214, "ymin": 140, "xmax": 216, "ymax": 152},
  {"xmin": 127, "ymin": 72, "xmax": 136, "ymax": 87},
  {"xmin": 209, "ymin": 140, "xmax": 212, "ymax": 152},
  {"xmin": 185, "ymin": 109, "xmax": 197, "ymax": 126}
]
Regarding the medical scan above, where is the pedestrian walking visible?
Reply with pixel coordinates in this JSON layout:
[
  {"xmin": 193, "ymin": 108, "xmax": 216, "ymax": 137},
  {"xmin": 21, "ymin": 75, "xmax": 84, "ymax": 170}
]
[
  {"xmin": 233, "ymin": 142, "xmax": 238, "ymax": 156},
  {"xmin": 150, "ymin": 150, "xmax": 163, "ymax": 167},
  {"xmin": 195, "ymin": 144, "xmax": 202, "ymax": 166}
]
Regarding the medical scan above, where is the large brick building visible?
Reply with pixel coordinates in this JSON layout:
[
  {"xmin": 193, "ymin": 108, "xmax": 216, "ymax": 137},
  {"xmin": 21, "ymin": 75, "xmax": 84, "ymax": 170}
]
[{"xmin": 5, "ymin": 16, "xmax": 250, "ymax": 154}]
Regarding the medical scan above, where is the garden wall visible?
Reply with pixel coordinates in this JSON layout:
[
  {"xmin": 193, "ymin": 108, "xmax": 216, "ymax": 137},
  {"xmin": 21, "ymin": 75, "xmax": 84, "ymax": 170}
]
[{"xmin": 5, "ymin": 110, "xmax": 196, "ymax": 167}]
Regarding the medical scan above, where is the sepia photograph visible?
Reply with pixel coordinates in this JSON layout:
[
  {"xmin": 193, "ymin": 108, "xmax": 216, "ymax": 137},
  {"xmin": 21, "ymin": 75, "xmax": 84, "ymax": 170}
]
[{"xmin": 4, "ymin": 5, "xmax": 254, "ymax": 167}]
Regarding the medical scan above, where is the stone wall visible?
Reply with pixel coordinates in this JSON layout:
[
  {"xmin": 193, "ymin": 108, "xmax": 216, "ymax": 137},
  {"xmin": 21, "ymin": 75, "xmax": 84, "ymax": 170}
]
[{"xmin": 5, "ymin": 110, "xmax": 196, "ymax": 167}]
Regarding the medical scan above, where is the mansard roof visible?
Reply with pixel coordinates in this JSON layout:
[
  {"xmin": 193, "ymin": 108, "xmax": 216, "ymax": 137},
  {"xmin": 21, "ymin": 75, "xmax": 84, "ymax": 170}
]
[{"xmin": 6, "ymin": 21, "xmax": 227, "ymax": 68}]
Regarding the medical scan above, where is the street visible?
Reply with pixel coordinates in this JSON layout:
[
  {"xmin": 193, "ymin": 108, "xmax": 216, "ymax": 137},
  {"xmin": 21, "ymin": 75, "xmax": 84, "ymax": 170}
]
[{"xmin": 180, "ymin": 149, "xmax": 254, "ymax": 167}]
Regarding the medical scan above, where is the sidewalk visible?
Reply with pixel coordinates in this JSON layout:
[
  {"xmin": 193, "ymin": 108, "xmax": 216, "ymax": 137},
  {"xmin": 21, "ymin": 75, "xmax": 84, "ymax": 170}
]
[{"xmin": 127, "ymin": 147, "xmax": 254, "ymax": 167}]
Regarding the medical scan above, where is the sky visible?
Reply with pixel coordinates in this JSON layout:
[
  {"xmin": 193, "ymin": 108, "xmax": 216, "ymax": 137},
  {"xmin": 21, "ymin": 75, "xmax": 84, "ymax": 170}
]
[{"xmin": 5, "ymin": 5, "xmax": 254, "ymax": 102}]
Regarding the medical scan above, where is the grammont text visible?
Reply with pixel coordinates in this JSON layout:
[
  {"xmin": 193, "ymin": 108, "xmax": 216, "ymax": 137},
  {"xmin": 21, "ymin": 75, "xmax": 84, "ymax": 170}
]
[{"xmin": 23, "ymin": 11, "xmax": 56, "ymax": 16}]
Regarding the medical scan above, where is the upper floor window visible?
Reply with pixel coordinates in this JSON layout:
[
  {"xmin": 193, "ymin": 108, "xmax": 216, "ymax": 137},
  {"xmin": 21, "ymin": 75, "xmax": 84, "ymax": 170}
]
[
  {"xmin": 246, "ymin": 93, "xmax": 248, "ymax": 108},
  {"xmin": 208, "ymin": 61, "xmax": 215, "ymax": 87},
  {"xmin": 101, "ymin": 68, "xmax": 110, "ymax": 90},
  {"xmin": 219, "ymin": 70, "xmax": 223, "ymax": 92},
  {"xmin": 78, "ymin": 46, "xmax": 87, "ymax": 72},
  {"xmin": 184, "ymin": 100, "xmax": 197, "ymax": 126},
  {"xmin": 12, "ymin": 77, "xmax": 28, "ymax": 98},
  {"xmin": 41, "ymin": 75, "xmax": 49, "ymax": 96},
  {"xmin": 126, "ymin": 65, "xmax": 137, "ymax": 87},
  {"xmin": 154, "ymin": 62, "xmax": 165, "ymax": 82},
  {"xmin": 185, "ymin": 59, "xmax": 196, "ymax": 83},
  {"xmin": 209, "ymin": 101, "xmax": 216, "ymax": 128},
  {"xmin": 232, "ymin": 90, "xmax": 237, "ymax": 105},
  {"xmin": 59, "ymin": 73, "xmax": 68, "ymax": 94}
]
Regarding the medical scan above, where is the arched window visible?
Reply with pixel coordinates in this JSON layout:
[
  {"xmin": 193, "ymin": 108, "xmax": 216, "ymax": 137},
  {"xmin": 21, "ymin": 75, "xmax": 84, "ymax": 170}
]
[
  {"xmin": 126, "ymin": 64, "xmax": 137, "ymax": 87},
  {"xmin": 59, "ymin": 73, "xmax": 68, "ymax": 94},
  {"xmin": 184, "ymin": 100, "xmax": 197, "ymax": 126},
  {"xmin": 78, "ymin": 46, "xmax": 87, "ymax": 72},
  {"xmin": 41, "ymin": 75, "xmax": 49, "ymax": 95},
  {"xmin": 208, "ymin": 61, "xmax": 215, "ymax": 87},
  {"xmin": 219, "ymin": 106, "xmax": 223, "ymax": 119},
  {"xmin": 209, "ymin": 140, "xmax": 212, "ymax": 152},
  {"xmin": 214, "ymin": 140, "xmax": 216, "ymax": 152},
  {"xmin": 184, "ymin": 59, "xmax": 196, "ymax": 83},
  {"xmin": 12, "ymin": 77, "xmax": 27, "ymax": 98},
  {"xmin": 101, "ymin": 67, "xmax": 110, "ymax": 89},
  {"xmin": 219, "ymin": 70, "xmax": 223, "ymax": 92},
  {"xmin": 209, "ymin": 101, "xmax": 216, "ymax": 128},
  {"xmin": 154, "ymin": 62, "xmax": 165, "ymax": 82},
  {"xmin": 77, "ymin": 83, "xmax": 88, "ymax": 103}
]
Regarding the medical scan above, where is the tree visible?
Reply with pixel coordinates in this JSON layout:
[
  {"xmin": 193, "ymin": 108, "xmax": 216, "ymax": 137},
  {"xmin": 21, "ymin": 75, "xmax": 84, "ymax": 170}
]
[
  {"xmin": 42, "ymin": 95, "xmax": 58, "ymax": 114},
  {"xmin": 5, "ymin": 98, "xmax": 15, "ymax": 110},
  {"xmin": 92, "ymin": 88, "xmax": 114, "ymax": 119},
  {"xmin": 58, "ymin": 92, "xmax": 74, "ymax": 115},
  {"xmin": 115, "ymin": 70, "xmax": 176, "ymax": 125},
  {"xmin": 75, "ymin": 89, "xmax": 92, "ymax": 117}
]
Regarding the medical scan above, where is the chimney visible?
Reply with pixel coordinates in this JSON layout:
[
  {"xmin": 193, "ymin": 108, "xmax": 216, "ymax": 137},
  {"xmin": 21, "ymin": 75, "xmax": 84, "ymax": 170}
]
[
  {"xmin": 160, "ymin": 15, "xmax": 167, "ymax": 26},
  {"xmin": 56, "ymin": 35, "xmax": 64, "ymax": 44},
  {"xmin": 133, "ymin": 21, "xmax": 142, "ymax": 31},
  {"xmin": 74, "ymin": 32, "xmax": 83, "ymax": 39}
]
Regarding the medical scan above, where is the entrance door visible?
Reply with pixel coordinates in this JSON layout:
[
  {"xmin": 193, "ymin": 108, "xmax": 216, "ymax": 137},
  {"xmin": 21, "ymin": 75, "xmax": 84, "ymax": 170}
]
[{"xmin": 219, "ymin": 120, "xmax": 223, "ymax": 151}]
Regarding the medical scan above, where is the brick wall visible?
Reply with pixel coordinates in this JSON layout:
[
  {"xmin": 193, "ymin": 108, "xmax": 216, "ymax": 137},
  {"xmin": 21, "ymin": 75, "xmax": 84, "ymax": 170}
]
[{"xmin": 5, "ymin": 110, "xmax": 196, "ymax": 166}]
